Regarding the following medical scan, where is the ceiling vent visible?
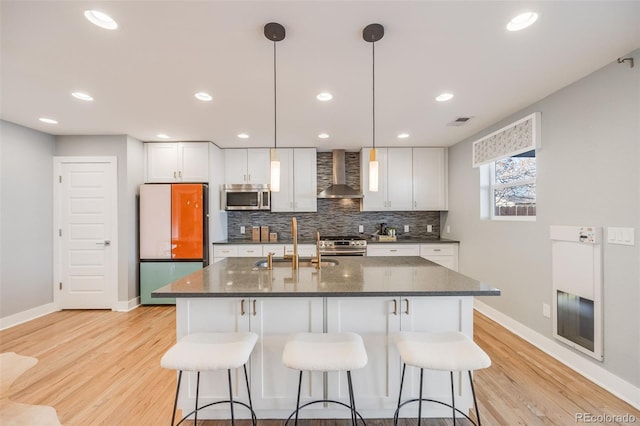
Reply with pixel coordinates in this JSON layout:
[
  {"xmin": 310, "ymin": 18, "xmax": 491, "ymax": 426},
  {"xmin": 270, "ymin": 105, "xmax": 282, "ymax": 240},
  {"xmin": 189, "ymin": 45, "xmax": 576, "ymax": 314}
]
[{"xmin": 447, "ymin": 116, "xmax": 473, "ymax": 127}]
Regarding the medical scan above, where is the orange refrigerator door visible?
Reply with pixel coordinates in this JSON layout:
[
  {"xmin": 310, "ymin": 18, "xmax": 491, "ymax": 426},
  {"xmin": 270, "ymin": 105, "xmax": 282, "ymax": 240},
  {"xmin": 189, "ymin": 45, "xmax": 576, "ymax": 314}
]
[{"xmin": 171, "ymin": 184, "xmax": 204, "ymax": 259}]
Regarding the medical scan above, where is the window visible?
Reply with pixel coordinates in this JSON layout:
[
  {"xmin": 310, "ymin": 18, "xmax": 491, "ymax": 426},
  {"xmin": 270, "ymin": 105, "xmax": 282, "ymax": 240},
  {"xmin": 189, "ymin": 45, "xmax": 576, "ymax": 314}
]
[
  {"xmin": 491, "ymin": 150, "xmax": 536, "ymax": 219},
  {"xmin": 473, "ymin": 112, "xmax": 540, "ymax": 221}
]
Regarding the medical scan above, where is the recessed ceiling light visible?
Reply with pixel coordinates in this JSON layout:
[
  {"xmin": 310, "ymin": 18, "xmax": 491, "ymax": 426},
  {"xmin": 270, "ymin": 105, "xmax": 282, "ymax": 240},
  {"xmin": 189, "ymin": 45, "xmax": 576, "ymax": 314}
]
[
  {"xmin": 72, "ymin": 92, "xmax": 94, "ymax": 101},
  {"xmin": 237, "ymin": 133, "xmax": 249, "ymax": 139},
  {"xmin": 397, "ymin": 133, "xmax": 410, "ymax": 139},
  {"xmin": 194, "ymin": 92, "xmax": 212, "ymax": 101},
  {"xmin": 157, "ymin": 133, "xmax": 171, "ymax": 139},
  {"xmin": 436, "ymin": 93, "xmax": 454, "ymax": 102},
  {"xmin": 39, "ymin": 117, "xmax": 58, "ymax": 124},
  {"xmin": 318, "ymin": 133, "xmax": 330, "ymax": 139},
  {"xmin": 506, "ymin": 12, "xmax": 538, "ymax": 31},
  {"xmin": 84, "ymin": 10, "xmax": 118, "ymax": 30},
  {"xmin": 316, "ymin": 92, "xmax": 333, "ymax": 101}
]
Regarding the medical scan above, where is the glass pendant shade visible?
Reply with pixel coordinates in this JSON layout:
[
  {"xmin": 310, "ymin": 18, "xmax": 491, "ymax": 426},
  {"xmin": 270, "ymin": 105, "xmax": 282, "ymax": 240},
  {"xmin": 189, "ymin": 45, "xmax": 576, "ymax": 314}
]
[
  {"xmin": 369, "ymin": 148, "xmax": 379, "ymax": 192},
  {"xmin": 270, "ymin": 149, "xmax": 280, "ymax": 192}
]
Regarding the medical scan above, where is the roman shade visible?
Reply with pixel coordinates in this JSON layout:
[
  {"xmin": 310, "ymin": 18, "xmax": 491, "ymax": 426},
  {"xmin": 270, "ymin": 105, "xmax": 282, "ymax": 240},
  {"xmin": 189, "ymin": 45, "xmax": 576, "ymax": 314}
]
[{"xmin": 472, "ymin": 112, "xmax": 540, "ymax": 167}]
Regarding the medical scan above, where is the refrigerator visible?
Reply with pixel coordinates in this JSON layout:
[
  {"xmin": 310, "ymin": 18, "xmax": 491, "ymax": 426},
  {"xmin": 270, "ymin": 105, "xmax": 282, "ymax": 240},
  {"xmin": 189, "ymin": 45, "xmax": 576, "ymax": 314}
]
[{"xmin": 139, "ymin": 183, "xmax": 208, "ymax": 304}]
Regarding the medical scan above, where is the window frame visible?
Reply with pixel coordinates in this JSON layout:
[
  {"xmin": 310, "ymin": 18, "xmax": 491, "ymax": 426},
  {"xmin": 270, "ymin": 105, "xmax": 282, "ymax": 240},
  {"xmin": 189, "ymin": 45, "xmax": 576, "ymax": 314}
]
[{"xmin": 488, "ymin": 151, "xmax": 536, "ymax": 221}]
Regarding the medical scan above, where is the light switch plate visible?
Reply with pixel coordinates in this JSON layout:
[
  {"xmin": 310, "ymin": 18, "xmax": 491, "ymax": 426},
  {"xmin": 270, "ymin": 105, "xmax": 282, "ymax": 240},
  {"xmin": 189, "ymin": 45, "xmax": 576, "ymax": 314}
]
[
  {"xmin": 358, "ymin": 225, "xmax": 364, "ymax": 233},
  {"xmin": 607, "ymin": 227, "xmax": 635, "ymax": 246},
  {"xmin": 240, "ymin": 226, "xmax": 245, "ymax": 234},
  {"xmin": 404, "ymin": 225, "xmax": 410, "ymax": 232},
  {"xmin": 427, "ymin": 225, "xmax": 433, "ymax": 233}
]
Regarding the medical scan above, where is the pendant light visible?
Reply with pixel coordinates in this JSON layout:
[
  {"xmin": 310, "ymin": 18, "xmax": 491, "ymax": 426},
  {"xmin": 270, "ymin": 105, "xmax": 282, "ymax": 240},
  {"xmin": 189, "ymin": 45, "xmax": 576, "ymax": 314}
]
[
  {"xmin": 363, "ymin": 24, "xmax": 384, "ymax": 192},
  {"xmin": 264, "ymin": 22, "xmax": 285, "ymax": 192}
]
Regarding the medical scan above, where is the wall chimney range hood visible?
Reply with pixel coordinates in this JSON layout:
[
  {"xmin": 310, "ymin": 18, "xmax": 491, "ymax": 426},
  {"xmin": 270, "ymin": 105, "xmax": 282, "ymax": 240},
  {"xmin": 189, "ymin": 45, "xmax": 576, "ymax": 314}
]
[{"xmin": 317, "ymin": 150, "xmax": 363, "ymax": 199}]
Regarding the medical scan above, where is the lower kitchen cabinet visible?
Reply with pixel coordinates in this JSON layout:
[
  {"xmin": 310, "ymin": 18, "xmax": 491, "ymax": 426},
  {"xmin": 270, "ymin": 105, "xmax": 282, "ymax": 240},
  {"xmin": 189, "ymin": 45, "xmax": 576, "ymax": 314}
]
[
  {"xmin": 175, "ymin": 297, "xmax": 324, "ymax": 417},
  {"xmin": 326, "ymin": 296, "xmax": 474, "ymax": 417},
  {"xmin": 420, "ymin": 243, "xmax": 459, "ymax": 271},
  {"xmin": 140, "ymin": 261, "xmax": 202, "ymax": 305},
  {"xmin": 367, "ymin": 243, "xmax": 420, "ymax": 257},
  {"xmin": 174, "ymin": 294, "xmax": 473, "ymax": 418}
]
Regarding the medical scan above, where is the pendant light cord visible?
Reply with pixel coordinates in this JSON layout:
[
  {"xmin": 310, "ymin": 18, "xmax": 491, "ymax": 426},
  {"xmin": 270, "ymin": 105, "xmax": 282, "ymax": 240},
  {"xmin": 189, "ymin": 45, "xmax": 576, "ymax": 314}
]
[
  {"xmin": 372, "ymin": 42, "xmax": 375, "ymax": 151},
  {"xmin": 273, "ymin": 42, "xmax": 277, "ymax": 150}
]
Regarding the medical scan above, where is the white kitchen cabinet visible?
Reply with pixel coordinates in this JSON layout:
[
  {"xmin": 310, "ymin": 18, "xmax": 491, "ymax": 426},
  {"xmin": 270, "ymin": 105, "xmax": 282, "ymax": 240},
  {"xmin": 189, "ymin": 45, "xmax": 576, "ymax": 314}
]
[
  {"xmin": 145, "ymin": 142, "xmax": 209, "ymax": 183},
  {"xmin": 420, "ymin": 243, "xmax": 458, "ymax": 271},
  {"xmin": 176, "ymin": 297, "xmax": 324, "ymax": 416},
  {"xmin": 412, "ymin": 148, "xmax": 448, "ymax": 210},
  {"xmin": 224, "ymin": 149, "xmax": 270, "ymax": 184},
  {"xmin": 212, "ymin": 245, "xmax": 238, "ymax": 263},
  {"xmin": 361, "ymin": 148, "xmax": 413, "ymax": 211},
  {"xmin": 326, "ymin": 295, "xmax": 473, "ymax": 416},
  {"xmin": 263, "ymin": 244, "xmax": 316, "ymax": 258},
  {"xmin": 270, "ymin": 148, "xmax": 317, "ymax": 212},
  {"xmin": 367, "ymin": 244, "xmax": 420, "ymax": 257},
  {"xmin": 237, "ymin": 245, "xmax": 263, "ymax": 257}
]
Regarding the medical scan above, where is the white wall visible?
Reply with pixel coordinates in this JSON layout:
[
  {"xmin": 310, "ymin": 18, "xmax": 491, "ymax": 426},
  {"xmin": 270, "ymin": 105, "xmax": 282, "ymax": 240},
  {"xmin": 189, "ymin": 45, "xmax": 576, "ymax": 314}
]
[
  {"xmin": 209, "ymin": 143, "xmax": 227, "ymax": 251},
  {"xmin": 127, "ymin": 136, "xmax": 145, "ymax": 303},
  {"xmin": 446, "ymin": 50, "xmax": 639, "ymax": 388},
  {"xmin": 0, "ymin": 121, "xmax": 55, "ymax": 318}
]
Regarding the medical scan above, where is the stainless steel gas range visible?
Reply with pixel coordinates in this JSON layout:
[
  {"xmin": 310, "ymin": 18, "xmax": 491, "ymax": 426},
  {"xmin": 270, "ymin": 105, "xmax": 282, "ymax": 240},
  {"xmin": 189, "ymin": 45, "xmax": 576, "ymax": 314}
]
[{"xmin": 318, "ymin": 236, "xmax": 367, "ymax": 256}]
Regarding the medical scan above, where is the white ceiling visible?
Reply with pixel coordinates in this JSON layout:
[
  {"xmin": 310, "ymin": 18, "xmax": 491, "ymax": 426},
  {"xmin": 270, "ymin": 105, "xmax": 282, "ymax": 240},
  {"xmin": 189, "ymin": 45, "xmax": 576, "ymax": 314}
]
[{"xmin": 2, "ymin": 1, "xmax": 639, "ymax": 150}]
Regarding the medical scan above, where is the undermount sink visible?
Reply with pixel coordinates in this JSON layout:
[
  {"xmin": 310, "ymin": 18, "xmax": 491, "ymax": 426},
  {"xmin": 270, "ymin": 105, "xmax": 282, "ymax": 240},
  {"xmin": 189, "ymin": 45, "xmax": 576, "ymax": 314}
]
[{"xmin": 254, "ymin": 257, "xmax": 339, "ymax": 268}]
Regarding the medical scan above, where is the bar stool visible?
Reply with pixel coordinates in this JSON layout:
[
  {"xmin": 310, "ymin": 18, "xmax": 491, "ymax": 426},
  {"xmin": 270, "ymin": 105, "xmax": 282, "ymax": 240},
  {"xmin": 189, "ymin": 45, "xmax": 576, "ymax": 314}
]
[
  {"xmin": 161, "ymin": 332, "xmax": 258, "ymax": 426},
  {"xmin": 282, "ymin": 332, "xmax": 368, "ymax": 425},
  {"xmin": 393, "ymin": 331, "xmax": 491, "ymax": 426}
]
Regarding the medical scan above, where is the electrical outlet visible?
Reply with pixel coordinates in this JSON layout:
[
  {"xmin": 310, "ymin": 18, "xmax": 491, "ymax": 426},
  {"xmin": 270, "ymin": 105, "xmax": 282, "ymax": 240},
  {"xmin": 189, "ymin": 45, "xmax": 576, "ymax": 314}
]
[
  {"xmin": 358, "ymin": 225, "xmax": 364, "ymax": 233},
  {"xmin": 240, "ymin": 226, "xmax": 245, "ymax": 234},
  {"xmin": 543, "ymin": 303, "xmax": 551, "ymax": 318},
  {"xmin": 427, "ymin": 225, "xmax": 433, "ymax": 233},
  {"xmin": 404, "ymin": 225, "xmax": 410, "ymax": 233}
]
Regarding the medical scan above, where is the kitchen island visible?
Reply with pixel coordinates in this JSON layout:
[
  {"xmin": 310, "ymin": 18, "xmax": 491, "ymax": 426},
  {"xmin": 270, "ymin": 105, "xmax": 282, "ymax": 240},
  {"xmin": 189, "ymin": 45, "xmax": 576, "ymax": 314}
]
[{"xmin": 153, "ymin": 256, "xmax": 499, "ymax": 420}]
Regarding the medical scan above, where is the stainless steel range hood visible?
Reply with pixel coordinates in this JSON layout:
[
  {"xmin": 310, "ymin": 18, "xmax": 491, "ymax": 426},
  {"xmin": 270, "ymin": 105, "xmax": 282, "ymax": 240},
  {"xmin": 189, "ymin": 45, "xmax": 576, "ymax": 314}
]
[{"xmin": 317, "ymin": 150, "xmax": 363, "ymax": 199}]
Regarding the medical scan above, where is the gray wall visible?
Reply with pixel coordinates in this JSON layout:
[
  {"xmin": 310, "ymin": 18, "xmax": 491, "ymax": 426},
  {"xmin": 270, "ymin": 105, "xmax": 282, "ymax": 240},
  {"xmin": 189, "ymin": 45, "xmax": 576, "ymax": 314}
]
[
  {"xmin": 446, "ymin": 50, "xmax": 639, "ymax": 386},
  {"xmin": 0, "ymin": 121, "xmax": 55, "ymax": 317},
  {"xmin": 56, "ymin": 135, "xmax": 145, "ymax": 304}
]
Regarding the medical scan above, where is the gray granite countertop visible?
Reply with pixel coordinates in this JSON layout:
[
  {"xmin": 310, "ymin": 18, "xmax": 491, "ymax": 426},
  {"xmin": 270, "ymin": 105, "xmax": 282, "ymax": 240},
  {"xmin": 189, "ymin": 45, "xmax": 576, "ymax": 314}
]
[
  {"xmin": 213, "ymin": 237, "xmax": 459, "ymax": 245},
  {"xmin": 153, "ymin": 256, "xmax": 499, "ymax": 298}
]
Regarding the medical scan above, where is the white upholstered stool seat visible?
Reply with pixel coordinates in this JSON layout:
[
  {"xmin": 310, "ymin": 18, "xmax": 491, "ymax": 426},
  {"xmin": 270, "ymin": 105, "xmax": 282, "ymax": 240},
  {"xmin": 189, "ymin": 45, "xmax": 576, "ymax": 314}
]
[
  {"xmin": 393, "ymin": 331, "xmax": 491, "ymax": 426},
  {"xmin": 395, "ymin": 331, "xmax": 491, "ymax": 372},
  {"xmin": 282, "ymin": 332, "xmax": 368, "ymax": 425},
  {"xmin": 282, "ymin": 332, "xmax": 368, "ymax": 372},
  {"xmin": 161, "ymin": 332, "xmax": 259, "ymax": 426},
  {"xmin": 161, "ymin": 332, "xmax": 258, "ymax": 371}
]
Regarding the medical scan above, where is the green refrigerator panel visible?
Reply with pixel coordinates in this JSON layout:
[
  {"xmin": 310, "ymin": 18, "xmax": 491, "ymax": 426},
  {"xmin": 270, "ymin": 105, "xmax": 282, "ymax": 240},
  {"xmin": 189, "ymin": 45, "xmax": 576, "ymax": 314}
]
[{"xmin": 140, "ymin": 262, "xmax": 202, "ymax": 305}]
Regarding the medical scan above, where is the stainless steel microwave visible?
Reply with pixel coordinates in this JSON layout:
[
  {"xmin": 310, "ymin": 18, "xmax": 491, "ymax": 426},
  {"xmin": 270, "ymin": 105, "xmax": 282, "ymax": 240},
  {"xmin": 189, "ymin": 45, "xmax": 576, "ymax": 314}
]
[{"xmin": 222, "ymin": 184, "xmax": 270, "ymax": 211}]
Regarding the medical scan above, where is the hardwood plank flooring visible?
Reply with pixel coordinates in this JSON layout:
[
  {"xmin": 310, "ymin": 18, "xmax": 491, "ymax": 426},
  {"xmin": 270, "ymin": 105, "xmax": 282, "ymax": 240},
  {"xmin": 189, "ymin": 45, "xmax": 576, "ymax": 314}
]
[{"xmin": 1, "ymin": 307, "xmax": 638, "ymax": 425}]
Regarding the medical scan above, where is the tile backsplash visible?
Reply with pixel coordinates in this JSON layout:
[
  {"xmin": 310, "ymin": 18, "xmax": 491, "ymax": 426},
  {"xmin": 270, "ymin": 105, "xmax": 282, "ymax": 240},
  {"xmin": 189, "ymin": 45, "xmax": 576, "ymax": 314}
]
[{"xmin": 226, "ymin": 151, "xmax": 441, "ymax": 240}]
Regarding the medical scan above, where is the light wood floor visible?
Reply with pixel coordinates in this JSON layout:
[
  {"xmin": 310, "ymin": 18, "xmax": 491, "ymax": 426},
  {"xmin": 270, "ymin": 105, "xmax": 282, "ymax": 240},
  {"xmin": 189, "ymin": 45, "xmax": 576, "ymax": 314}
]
[{"xmin": 1, "ymin": 306, "xmax": 637, "ymax": 425}]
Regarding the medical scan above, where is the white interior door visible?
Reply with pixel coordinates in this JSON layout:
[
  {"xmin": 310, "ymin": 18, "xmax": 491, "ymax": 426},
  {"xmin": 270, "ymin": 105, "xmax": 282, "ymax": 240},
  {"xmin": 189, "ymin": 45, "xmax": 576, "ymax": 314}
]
[{"xmin": 54, "ymin": 157, "xmax": 117, "ymax": 309}]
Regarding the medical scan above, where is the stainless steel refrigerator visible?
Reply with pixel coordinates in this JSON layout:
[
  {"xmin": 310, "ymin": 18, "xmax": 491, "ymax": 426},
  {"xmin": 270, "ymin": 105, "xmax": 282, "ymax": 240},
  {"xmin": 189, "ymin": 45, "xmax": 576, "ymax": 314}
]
[{"xmin": 139, "ymin": 183, "xmax": 208, "ymax": 304}]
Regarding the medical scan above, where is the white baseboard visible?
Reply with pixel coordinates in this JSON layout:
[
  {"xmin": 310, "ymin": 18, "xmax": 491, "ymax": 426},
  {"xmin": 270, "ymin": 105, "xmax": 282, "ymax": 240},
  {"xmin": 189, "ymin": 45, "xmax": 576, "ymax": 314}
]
[
  {"xmin": 474, "ymin": 299, "xmax": 640, "ymax": 410},
  {"xmin": 114, "ymin": 297, "xmax": 140, "ymax": 312},
  {"xmin": 0, "ymin": 302, "xmax": 59, "ymax": 330}
]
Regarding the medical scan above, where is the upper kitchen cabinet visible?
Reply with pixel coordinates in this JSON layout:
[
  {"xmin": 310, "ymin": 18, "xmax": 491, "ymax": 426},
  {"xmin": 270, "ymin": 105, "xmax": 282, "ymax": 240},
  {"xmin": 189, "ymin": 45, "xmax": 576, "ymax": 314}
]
[
  {"xmin": 271, "ymin": 148, "xmax": 317, "ymax": 212},
  {"xmin": 224, "ymin": 149, "xmax": 270, "ymax": 184},
  {"xmin": 412, "ymin": 148, "xmax": 448, "ymax": 210},
  {"xmin": 361, "ymin": 147, "xmax": 413, "ymax": 211},
  {"xmin": 145, "ymin": 142, "xmax": 209, "ymax": 183}
]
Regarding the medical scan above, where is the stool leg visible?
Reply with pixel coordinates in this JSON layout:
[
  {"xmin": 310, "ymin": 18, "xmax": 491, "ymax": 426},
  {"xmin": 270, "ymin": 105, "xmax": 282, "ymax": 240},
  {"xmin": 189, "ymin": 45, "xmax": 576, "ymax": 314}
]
[
  {"xmin": 195, "ymin": 372, "xmax": 200, "ymax": 424},
  {"xmin": 418, "ymin": 368, "xmax": 424, "ymax": 426},
  {"xmin": 449, "ymin": 371, "xmax": 455, "ymax": 425},
  {"xmin": 346, "ymin": 370, "xmax": 357, "ymax": 426},
  {"xmin": 294, "ymin": 371, "xmax": 303, "ymax": 426},
  {"xmin": 170, "ymin": 371, "xmax": 182, "ymax": 426},
  {"xmin": 469, "ymin": 371, "xmax": 481, "ymax": 426},
  {"xmin": 394, "ymin": 363, "xmax": 407, "ymax": 426},
  {"xmin": 227, "ymin": 369, "xmax": 235, "ymax": 425},
  {"xmin": 244, "ymin": 364, "xmax": 256, "ymax": 426}
]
